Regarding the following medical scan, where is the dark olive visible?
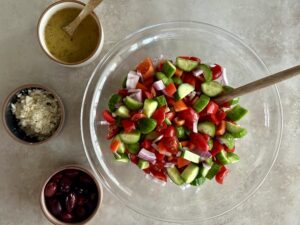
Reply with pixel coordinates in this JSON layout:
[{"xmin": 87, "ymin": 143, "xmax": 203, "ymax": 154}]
[
  {"xmin": 64, "ymin": 169, "xmax": 80, "ymax": 178},
  {"xmin": 75, "ymin": 206, "xmax": 87, "ymax": 219},
  {"xmin": 79, "ymin": 174, "xmax": 93, "ymax": 185},
  {"xmin": 51, "ymin": 172, "xmax": 63, "ymax": 183},
  {"xmin": 44, "ymin": 182, "xmax": 57, "ymax": 197},
  {"xmin": 59, "ymin": 176, "xmax": 73, "ymax": 193},
  {"xmin": 90, "ymin": 192, "xmax": 98, "ymax": 202},
  {"xmin": 47, "ymin": 199, "xmax": 62, "ymax": 217},
  {"xmin": 61, "ymin": 212, "xmax": 74, "ymax": 222},
  {"xmin": 77, "ymin": 195, "xmax": 88, "ymax": 206},
  {"xmin": 65, "ymin": 192, "xmax": 77, "ymax": 212}
]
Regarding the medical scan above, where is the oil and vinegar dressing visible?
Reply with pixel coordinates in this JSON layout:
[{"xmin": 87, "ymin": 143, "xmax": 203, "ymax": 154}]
[{"xmin": 45, "ymin": 8, "xmax": 100, "ymax": 63}]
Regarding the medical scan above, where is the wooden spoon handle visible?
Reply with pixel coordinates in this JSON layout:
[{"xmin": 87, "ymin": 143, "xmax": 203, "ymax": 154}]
[{"xmin": 214, "ymin": 65, "xmax": 300, "ymax": 104}]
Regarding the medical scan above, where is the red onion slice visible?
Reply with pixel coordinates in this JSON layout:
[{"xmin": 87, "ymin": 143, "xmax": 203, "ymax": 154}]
[
  {"xmin": 193, "ymin": 119, "xmax": 198, "ymax": 133},
  {"xmin": 129, "ymin": 89, "xmax": 142, "ymax": 102},
  {"xmin": 153, "ymin": 135, "xmax": 164, "ymax": 143},
  {"xmin": 153, "ymin": 80, "xmax": 165, "ymax": 91},
  {"xmin": 126, "ymin": 71, "xmax": 140, "ymax": 89},
  {"xmin": 138, "ymin": 148, "xmax": 156, "ymax": 163},
  {"xmin": 199, "ymin": 151, "xmax": 212, "ymax": 159},
  {"xmin": 192, "ymin": 68, "xmax": 203, "ymax": 77}
]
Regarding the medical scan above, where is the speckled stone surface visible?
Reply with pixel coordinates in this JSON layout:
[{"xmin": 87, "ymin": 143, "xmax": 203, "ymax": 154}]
[{"xmin": 0, "ymin": 0, "xmax": 299, "ymax": 224}]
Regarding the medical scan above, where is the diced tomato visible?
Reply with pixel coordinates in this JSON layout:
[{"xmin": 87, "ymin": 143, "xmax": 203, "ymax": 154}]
[
  {"xmin": 211, "ymin": 140, "xmax": 224, "ymax": 157},
  {"xmin": 216, "ymin": 110, "xmax": 227, "ymax": 121},
  {"xmin": 107, "ymin": 124, "xmax": 119, "ymax": 140},
  {"xmin": 150, "ymin": 86, "xmax": 157, "ymax": 97},
  {"xmin": 156, "ymin": 122, "xmax": 168, "ymax": 133},
  {"xmin": 144, "ymin": 91, "xmax": 153, "ymax": 99},
  {"xmin": 206, "ymin": 101, "xmax": 219, "ymax": 115},
  {"xmin": 220, "ymin": 102, "xmax": 231, "ymax": 108},
  {"xmin": 118, "ymin": 89, "xmax": 129, "ymax": 97},
  {"xmin": 152, "ymin": 107, "xmax": 166, "ymax": 125},
  {"xmin": 189, "ymin": 133, "xmax": 209, "ymax": 152},
  {"xmin": 136, "ymin": 82, "xmax": 148, "ymax": 92},
  {"xmin": 156, "ymin": 60, "xmax": 166, "ymax": 72},
  {"xmin": 160, "ymin": 137, "xmax": 179, "ymax": 154},
  {"xmin": 143, "ymin": 167, "xmax": 151, "ymax": 174},
  {"xmin": 211, "ymin": 64, "xmax": 223, "ymax": 80},
  {"xmin": 198, "ymin": 110, "xmax": 208, "ymax": 119},
  {"xmin": 151, "ymin": 170, "xmax": 167, "ymax": 182},
  {"xmin": 121, "ymin": 119, "xmax": 136, "ymax": 133},
  {"xmin": 131, "ymin": 112, "xmax": 146, "ymax": 121},
  {"xmin": 182, "ymin": 73, "xmax": 196, "ymax": 87},
  {"xmin": 216, "ymin": 120, "xmax": 226, "ymax": 136},
  {"xmin": 177, "ymin": 157, "xmax": 190, "ymax": 168},
  {"xmin": 174, "ymin": 68, "xmax": 183, "ymax": 77},
  {"xmin": 173, "ymin": 100, "xmax": 188, "ymax": 112},
  {"xmin": 110, "ymin": 139, "xmax": 120, "ymax": 153},
  {"xmin": 136, "ymin": 57, "xmax": 155, "ymax": 79},
  {"xmin": 129, "ymin": 154, "xmax": 138, "ymax": 164},
  {"xmin": 209, "ymin": 114, "xmax": 220, "ymax": 125},
  {"xmin": 224, "ymin": 145, "xmax": 235, "ymax": 153},
  {"xmin": 215, "ymin": 166, "xmax": 229, "ymax": 184},
  {"xmin": 102, "ymin": 110, "xmax": 115, "ymax": 123},
  {"xmin": 180, "ymin": 141, "xmax": 189, "ymax": 147},
  {"xmin": 166, "ymin": 97, "xmax": 176, "ymax": 106},
  {"xmin": 157, "ymin": 141, "xmax": 168, "ymax": 154},
  {"xmin": 165, "ymin": 111, "xmax": 175, "ymax": 121},
  {"xmin": 174, "ymin": 117, "xmax": 185, "ymax": 126},
  {"xmin": 155, "ymin": 152, "xmax": 165, "ymax": 162},
  {"xmin": 164, "ymin": 126, "xmax": 175, "ymax": 137},
  {"xmin": 196, "ymin": 74, "xmax": 205, "ymax": 83},
  {"xmin": 144, "ymin": 77, "xmax": 154, "ymax": 87},
  {"xmin": 141, "ymin": 139, "xmax": 152, "ymax": 150},
  {"xmin": 178, "ymin": 107, "xmax": 199, "ymax": 130},
  {"xmin": 164, "ymin": 83, "xmax": 177, "ymax": 96}
]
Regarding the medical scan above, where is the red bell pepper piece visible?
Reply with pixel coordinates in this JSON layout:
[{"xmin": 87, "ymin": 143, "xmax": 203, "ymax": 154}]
[
  {"xmin": 110, "ymin": 139, "xmax": 121, "ymax": 153},
  {"xmin": 216, "ymin": 120, "xmax": 226, "ymax": 136},
  {"xmin": 211, "ymin": 64, "xmax": 223, "ymax": 80},
  {"xmin": 152, "ymin": 107, "xmax": 166, "ymax": 125},
  {"xmin": 141, "ymin": 139, "xmax": 152, "ymax": 150},
  {"xmin": 189, "ymin": 133, "xmax": 209, "ymax": 152},
  {"xmin": 215, "ymin": 166, "xmax": 229, "ymax": 184},
  {"xmin": 206, "ymin": 101, "xmax": 219, "ymax": 115},
  {"xmin": 165, "ymin": 111, "xmax": 175, "ymax": 121},
  {"xmin": 151, "ymin": 170, "xmax": 167, "ymax": 182},
  {"xmin": 131, "ymin": 112, "xmax": 146, "ymax": 122},
  {"xmin": 178, "ymin": 107, "xmax": 199, "ymax": 130},
  {"xmin": 129, "ymin": 154, "xmax": 138, "ymax": 164},
  {"xmin": 211, "ymin": 140, "xmax": 224, "ymax": 157},
  {"xmin": 121, "ymin": 119, "xmax": 136, "ymax": 133},
  {"xmin": 164, "ymin": 126, "xmax": 175, "ymax": 137},
  {"xmin": 102, "ymin": 110, "xmax": 115, "ymax": 124},
  {"xmin": 177, "ymin": 157, "xmax": 190, "ymax": 168},
  {"xmin": 164, "ymin": 83, "xmax": 177, "ymax": 96}
]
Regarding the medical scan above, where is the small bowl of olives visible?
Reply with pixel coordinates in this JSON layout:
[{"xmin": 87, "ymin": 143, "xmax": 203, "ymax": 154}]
[{"xmin": 40, "ymin": 165, "xmax": 102, "ymax": 224}]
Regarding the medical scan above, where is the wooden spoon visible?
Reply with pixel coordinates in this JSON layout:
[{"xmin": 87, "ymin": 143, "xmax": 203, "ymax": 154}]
[
  {"xmin": 63, "ymin": 0, "xmax": 103, "ymax": 37},
  {"xmin": 214, "ymin": 65, "xmax": 300, "ymax": 104}
]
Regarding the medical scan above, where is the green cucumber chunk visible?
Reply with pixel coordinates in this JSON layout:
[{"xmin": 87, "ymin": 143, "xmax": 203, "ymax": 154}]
[
  {"xmin": 181, "ymin": 163, "xmax": 199, "ymax": 183},
  {"xmin": 181, "ymin": 149, "xmax": 200, "ymax": 163},
  {"xmin": 143, "ymin": 99, "xmax": 158, "ymax": 118},
  {"xmin": 114, "ymin": 153, "xmax": 129, "ymax": 163},
  {"xmin": 108, "ymin": 94, "xmax": 122, "ymax": 112},
  {"xmin": 227, "ymin": 152, "xmax": 240, "ymax": 163},
  {"xmin": 175, "ymin": 126, "xmax": 186, "ymax": 139},
  {"xmin": 155, "ymin": 72, "xmax": 172, "ymax": 85},
  {"xmin": 191, "ymin": 175, "xmax": 206, "ymax": 186},
  {"xmin": 225, "ymin": 121, "xmax": 247, "ymax": 138},
  {"xmin": 162, "ymin": 60, "xmax": 176, "ymax": 77},
  {"xmin": 137, "ymin": 118, "xmax": 157, "ymax": 134},
  {"xmin": 164, "ymin": 118, "xmax": 172, "ymax": 125},
  {"xmin": 115, "ymin": 106, "xmax": 130, "ymax": 118},
  {"xmin": 113, "ymin": 135, "xmax": 126, "ymax": 154},
  {"xmin": 193, "ymin": 94, "xmax": 210, "ymax": 112},
  {"xmin": 218, "ymin": 133, "xmax": 235, "ymax": 150},
  {"xmin": 216, "ymin": 150, "xmax": 231, "ymax": 165},
  {"xmin": 176, "ymin": 57, "xmax": 199, "ymax": 72},
  {"xmin": 166, "ymin": 167, "xmax": 185, "ymax": 185},
  {"xmin": 206, "ymin": 163, "xmax": 221, "ymax": 180},
  {"xmin": 226, "ymin": 105, "xmax": 248, "ymax": 121},
  {"xmin": 124, "ymin": 96, "xmax": 143, "ymax": 110},
  {"xmin": 115, "ymin": 116, "xmax": 122, "ymax": 127},
  {"xmin": 199, "ymin": 64, "xmax": 213, "ymax": 82},
  {"xmin": 205, "ymin": 157, "xmax": 213, "ymax": 166},
  {"xmin": 126, "ymin": 143, "xmax": 140, "ymax": 154},
  {"xmin": 198, "ymin": 121, "xmax": 216, "ymax": 137},
  {"xmin": 223, "ymin": 86, "xmax": 240, "ymax": 105},
  {"xmin": 172, "ymin": 76, "xmax": 183, "ymax": 85},
  {"xmin": 119, "ymin": 131, "xmax": 141, "ymax": 144},
  {"xmin": 201, "ymin": 81, "xmax": 223, "ymax": 97},
  {"xmin": 199, "ymin": 164, "xmax": 210, "ymax": 177},
  {"xmin": 138, "ymin": 159, "xmax": 150, "ymax": 169},
  {"xmin": 155, "ymin": 95, "xmax": 167, "ymax": 107},
  {"xmin": 208, "ymin": 138, "xmax": 213, "ymax": 150},
  {"xmin": 177, "ymin": 83, "xmax": 195, "ymax": 99}
]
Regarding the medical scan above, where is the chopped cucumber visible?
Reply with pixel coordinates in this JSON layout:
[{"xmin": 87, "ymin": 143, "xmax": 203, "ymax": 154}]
[
  {"xmin": 218, "ymin": 133, "xmax": 235, "ymax": 150},
  {"xmin": 108, "ymin": 94, "xmax": 122, "ymax": 112},
  {"xmin": 164, "ymin": 118, "xmax": 172, "ymax": 125},
  {"xmin": 143, "ymin": 99, "xmax": 158, "ymax": 118},
  {"xmin": 191, "ymin": 175, "xmax": 206, "ymax": 186},
  {"xmin": 182, "ymin": 149, "xmax": 200, "ymax": 163},
  {"xmin": 206, "ymin": 163, "xmax": 221, "ymax": 180},
  {"xmin": 201, "ymin": 81, "xmax": 223, "ymax": 97},
  {"xmin": 115, "ymin": 106, "xmax": 130, "ymax": 118},
  {"xmin": 113, "ymin": 135, "xmax": 126, "ymax": 153},
  {"xmin": 126, "ymin": 143, "xmax": 140, "ymax": 154},
  {"xmin": 216, "ymin": 150, "xmax": 231, "ymax": 165},
  {"xmin": 144, "ymin": 131, "xmax": 159, "ymax": 140},
  {"xmin": 124, "ymin": 96, "xmax": 143, "ymax": 110},
  {"xmin": 198, "ymin": 121, "xmax": 216, "ymax": 137},
  {"xmin": 137, "ymin": 118, "xmax": 157, "ymax": 134},
  {"xmin": 177, "ymin": 83, "xmax": 195, "ymax": 99},
  {"xmin": 193, "ymin": 94, "xmax": 210, "ymax": 113},
  {"xmin": 138, "ymin": 159, "xmax": 150, "ymax": 169},
  {"xmin": 115, "ymin": 116, "xmax": 122, "ymax": 127},
  {"xmin": 119, "ymin": 131, "xmax": 141, "ymax": 144},
  {"xmin": 166, "ymin": 167, "xmax": 185, "ymax": 185},
  {"xmin": 205, "ymin": 157, "xmax": 213, "ymax": 166},
  {"xmin": 176, "ymin": 57, "xmax": 199, "ymax": 72},
  {"xmin": 199, "ymin": 164, "xmax": 210, "ymax": 177},
  {"xmin": 172, "ymin": 76, "xmax": 183, "ymax": 85},
  {"xmin": 114, "ymin": 153, "xmax": 129, "ymax": 163},
  {"xmin": 223, "ymin": 86, "xmax": 240, "ymax": 105},
  {"xmin": 208, "ymin": 138, "xmax": 213, "ymax": 150},
  {"xmin": 226, "ymin": 105, "xmax": 248, "ymax": 121},
  {"xmin": 162, "ymin": 60, "xmax": 176, "ymax": 77},
  {"xmin": 155, "ymin": 72, "xmax": 172, "ymax": 85},
  {"xmin": 175, "ymin": 126, "xmax": 186, "ymax": 139},
  {"xmin": 155, "ymin": 95, "xmax": 167, "ymax": 107},
  {"xmin": 181, "ymin": 163, "xmax": 199, "ymax": 184},
  {"xmin": 199, "ymin": 64, "xmax": 212, "ymax": 82},
  {"xmin": 225, "ymin": 121, "xmax": 247, "ymax": 138},
  {"xmin": 227, "ymin": 152, "xmax": 240, "ymax": 163}
]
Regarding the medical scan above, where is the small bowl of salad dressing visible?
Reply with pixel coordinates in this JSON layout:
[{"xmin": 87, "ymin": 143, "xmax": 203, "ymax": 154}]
[{"xmin": 37, "ymin": 0, "xmax": 104, "ymax": 67}]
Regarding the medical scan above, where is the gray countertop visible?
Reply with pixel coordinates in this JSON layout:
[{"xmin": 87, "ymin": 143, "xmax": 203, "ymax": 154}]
[{"xmin": 0, "ymin": 0, "xmax": 299, "ymax": 224}]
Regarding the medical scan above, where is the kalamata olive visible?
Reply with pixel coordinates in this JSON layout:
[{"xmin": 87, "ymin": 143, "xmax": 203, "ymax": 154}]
[
  {"xmin": 64, "ymin": 169, "xmax": 80, "ymax": 178},
  {"xmin": 79, "ymin": 174, "xmax": 93, "ymax": 185},
  {"xmin": 65, "ymin": 192, "xmax": 77, "ymax": 212},
  {"xmin": 51, "ymin": 172, "xmax": 63, "ymax": 183},
  {"xmin": 47, "ymin": 199, "xmax": 62, "ymax": 217},
  {"xmin": 61, "ymin": 212, "xmax": 74, "ymax": 222},
  {"xmin": 44, "ymin": 182, "xmax": 57, "ymax": 197},
  {"xmin": 77, "ymin": 195, "xmax": 88, "ymax": 206},
  {"xmin": 59, "ymin": 176, "xmax": 73, "ymax": 193},
  {"xmin": 85, "ymin": 202, "xmax": 96, "ymax": 214},
  {"xmin": 75, "ymin": 206, "xmax": 87, "ymax": 219},
  {"xmin": 74, "ymin": 185, "xmax": 89, "ymax": 195},
  {"xmin": 90, "ymin": 192, "xmax": 98, "ymax": 202}
]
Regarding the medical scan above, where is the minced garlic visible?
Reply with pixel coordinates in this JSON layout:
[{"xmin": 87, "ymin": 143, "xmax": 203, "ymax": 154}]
[{"xmin": 11, "ymin": 89, "xmax": 61, "ymax": 140}]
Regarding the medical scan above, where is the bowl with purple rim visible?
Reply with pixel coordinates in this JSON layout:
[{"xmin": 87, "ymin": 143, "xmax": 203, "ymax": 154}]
[{"xmin": 40, "ymin": 165, "xmax": 103, "ymax": 224}]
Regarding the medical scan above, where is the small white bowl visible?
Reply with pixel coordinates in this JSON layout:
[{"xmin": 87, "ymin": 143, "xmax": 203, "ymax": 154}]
[{"xmin": 37, "ymin": 0, "xmax": 104, "ymax": 67}]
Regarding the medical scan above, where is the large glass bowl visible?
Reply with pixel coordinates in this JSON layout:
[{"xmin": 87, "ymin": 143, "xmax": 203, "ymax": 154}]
[{"xmin": 81, "ymin": 21, "xmax": 282, "ymax": 223}]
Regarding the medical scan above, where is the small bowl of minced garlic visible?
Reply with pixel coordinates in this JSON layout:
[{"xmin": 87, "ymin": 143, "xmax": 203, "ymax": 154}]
[{"xmin": 2, "ymin": 84, "xmax": 65, "ymax": 144}]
